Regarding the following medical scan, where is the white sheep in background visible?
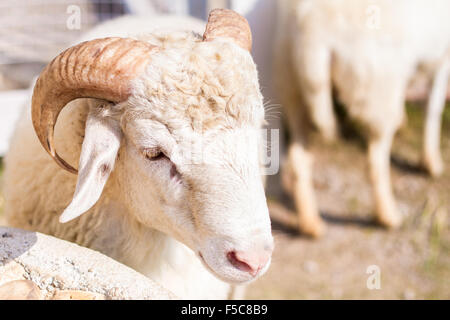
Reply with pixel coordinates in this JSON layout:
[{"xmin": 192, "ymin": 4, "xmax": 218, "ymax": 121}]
[
  {"xmin": 276, "ymin": 0, "xmax": 450, "ymax": 237},
  {"xmin": 3, "ymin": 9, "xmax": 274, "ymax": 299}
]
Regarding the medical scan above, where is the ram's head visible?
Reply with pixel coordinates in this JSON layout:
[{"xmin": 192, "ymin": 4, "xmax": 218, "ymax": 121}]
[{"xmin": 31, "ymin": 9, "xmax": 273, "ymax": 283}]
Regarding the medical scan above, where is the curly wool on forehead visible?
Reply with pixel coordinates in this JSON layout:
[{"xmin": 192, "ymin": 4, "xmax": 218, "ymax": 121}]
[
  {"xmin": 127, "ymin": 31, "xmax": 264, "ymax": 133},
  {"xmin": 136, "ymin": 28, "xmax": 203, "ymax": 49}
]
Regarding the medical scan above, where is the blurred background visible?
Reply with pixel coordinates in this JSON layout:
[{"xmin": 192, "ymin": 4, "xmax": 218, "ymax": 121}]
[{"xmin": 0, "ymin": 0, "xmax": 448, "ymax": 299}]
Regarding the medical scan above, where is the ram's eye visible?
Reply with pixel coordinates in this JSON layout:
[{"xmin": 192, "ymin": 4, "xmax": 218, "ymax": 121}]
[{"xmin": 142, "ymin": 147, "xmax": 165, "ymax": 160}]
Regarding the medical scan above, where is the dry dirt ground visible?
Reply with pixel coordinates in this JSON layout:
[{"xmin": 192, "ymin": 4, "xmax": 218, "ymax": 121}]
[
  {"xmin": 246, "ymin": 103, "xmax": 450, "ymax": 299},
  {"xmin": 0, "ymin": 104, "xmax": 448, "ymax": 300}
]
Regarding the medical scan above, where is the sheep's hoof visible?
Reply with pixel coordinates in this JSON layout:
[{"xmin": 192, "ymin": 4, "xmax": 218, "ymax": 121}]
[
  {"xmin": 375, "ymin": 212, "xmax": 402, "ymax": 229},
  {"xmin": 298, "ymin": 217, "xmax": 326, "ymax": 238},
  {"xmin": 422, "ymin": 156, "xmax": 444, "ymax": 178}
]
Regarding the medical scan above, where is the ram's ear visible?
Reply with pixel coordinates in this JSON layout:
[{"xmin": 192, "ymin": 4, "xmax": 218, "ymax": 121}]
[{"xmin": 59, "ymin": 106, "xmax": 122, "ymax": 223}]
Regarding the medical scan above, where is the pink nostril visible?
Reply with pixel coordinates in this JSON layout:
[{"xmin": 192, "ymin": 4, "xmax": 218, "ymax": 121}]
[
  {"xmin": 227, "ymin": 251, "xmax": 253, "ymax": 274},
  {"xmin": 227, "ymin": 250, "xmax": 270, "ymax": 276}
]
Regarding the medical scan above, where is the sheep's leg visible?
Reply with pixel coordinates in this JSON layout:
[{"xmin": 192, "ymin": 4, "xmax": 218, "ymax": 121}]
[
  {"xmin": 282, "ymin": 109, "xmax": 325, "ymax": 238},
  {"xmin": 276, "ymin": 36, "xmax": 325, "ymax": 237},
  {"xmin": 422, "ymin": 59, "xmax": 450, "ymax": 177},
  {"xmin": 368, "ymin": 131, "xmax": 402, "ymax": 228},
  {"xmin": 286, "ymin": 141, "xmax": 325, "ymax": 237}
]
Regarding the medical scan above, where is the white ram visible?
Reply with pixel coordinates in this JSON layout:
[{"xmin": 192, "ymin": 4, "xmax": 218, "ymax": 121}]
[
  {"xmin": 276, "ymin": 0, "xmax": 450, "ymax": 237},
  {"xmin": 3, "ymin": 9, "xmax": 274, "ymax": 299}
]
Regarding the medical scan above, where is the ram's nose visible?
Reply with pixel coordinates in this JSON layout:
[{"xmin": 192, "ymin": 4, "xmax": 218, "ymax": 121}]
[{"xmin": 227, "ymin": 248, "xmax": 271, "ymax": 276}]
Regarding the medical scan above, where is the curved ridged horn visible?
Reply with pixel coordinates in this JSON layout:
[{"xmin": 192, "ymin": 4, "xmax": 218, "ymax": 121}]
[
  {"xmin": 32, "ymin": 37, "xmax": 157, "ymax": 173},
  {"xmin": 203, "ymin": 8, "xmax": 252, "ymax": 52}
]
